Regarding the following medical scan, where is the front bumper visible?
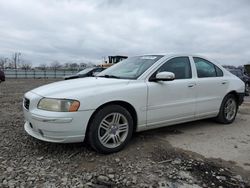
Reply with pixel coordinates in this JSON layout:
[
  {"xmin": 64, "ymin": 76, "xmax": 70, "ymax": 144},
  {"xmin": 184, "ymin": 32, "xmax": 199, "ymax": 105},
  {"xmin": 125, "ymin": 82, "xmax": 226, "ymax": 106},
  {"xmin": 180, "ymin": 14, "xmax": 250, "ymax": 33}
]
[
  {"xmin": 23, "ymin": 91, "xmax": 94, "ymax": 143},
  {"xmin": 24, "ymin": 121, "xmax": 84, "ymax": 143}
]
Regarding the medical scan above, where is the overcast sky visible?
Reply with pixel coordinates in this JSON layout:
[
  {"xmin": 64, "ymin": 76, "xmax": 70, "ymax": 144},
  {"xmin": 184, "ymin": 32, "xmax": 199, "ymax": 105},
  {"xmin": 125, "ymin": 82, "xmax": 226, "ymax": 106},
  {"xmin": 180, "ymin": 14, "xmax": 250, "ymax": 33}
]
[{"xmin": 0, "ymin": 0, "xmax": 249, "ymax": 66}]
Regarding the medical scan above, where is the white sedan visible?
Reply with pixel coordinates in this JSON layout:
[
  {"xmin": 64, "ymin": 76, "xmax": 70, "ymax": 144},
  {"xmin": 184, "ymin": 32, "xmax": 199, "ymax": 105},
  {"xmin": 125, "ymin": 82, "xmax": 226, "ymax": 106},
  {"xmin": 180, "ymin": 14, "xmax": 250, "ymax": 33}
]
[{"xmin": 23, "ymin": 54, "xmax": 245, "ymax": 153}]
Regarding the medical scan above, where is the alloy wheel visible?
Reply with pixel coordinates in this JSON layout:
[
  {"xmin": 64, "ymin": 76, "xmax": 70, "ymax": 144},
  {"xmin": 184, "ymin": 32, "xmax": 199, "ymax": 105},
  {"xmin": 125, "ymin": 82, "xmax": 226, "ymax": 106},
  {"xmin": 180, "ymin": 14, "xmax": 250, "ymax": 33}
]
[
  {"xmin": 98, "ymin": 112, "xmax": 129, "ymax": 148},
  {"xmin": 224, "ymin": 98, "xmax": 237, "ymax": 121}
]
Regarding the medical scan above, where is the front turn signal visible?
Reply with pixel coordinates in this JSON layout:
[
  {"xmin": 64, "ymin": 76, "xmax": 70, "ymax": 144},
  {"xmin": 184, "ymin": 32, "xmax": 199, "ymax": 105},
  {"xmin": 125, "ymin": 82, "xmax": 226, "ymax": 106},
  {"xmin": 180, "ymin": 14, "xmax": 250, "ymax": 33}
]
[{"xmin": 69, "ymin": 101, "xmax": 80, "ymax": 112}]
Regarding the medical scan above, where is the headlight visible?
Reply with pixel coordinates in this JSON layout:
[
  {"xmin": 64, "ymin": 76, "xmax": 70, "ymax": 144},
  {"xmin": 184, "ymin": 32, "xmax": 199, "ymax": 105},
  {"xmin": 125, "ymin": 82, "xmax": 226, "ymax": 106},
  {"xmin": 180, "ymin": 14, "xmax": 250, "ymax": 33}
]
[{"xmin": 38, "ymin": 98, "xmax": 80, "ymax": 112}]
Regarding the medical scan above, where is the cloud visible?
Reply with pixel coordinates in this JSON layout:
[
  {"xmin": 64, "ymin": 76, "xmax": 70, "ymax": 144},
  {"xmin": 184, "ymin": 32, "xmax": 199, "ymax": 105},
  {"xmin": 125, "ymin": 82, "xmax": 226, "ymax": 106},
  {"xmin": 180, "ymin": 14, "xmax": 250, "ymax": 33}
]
[{"xmin": 0, "ymin": 0, "xmax": 249, "ymax": 66}]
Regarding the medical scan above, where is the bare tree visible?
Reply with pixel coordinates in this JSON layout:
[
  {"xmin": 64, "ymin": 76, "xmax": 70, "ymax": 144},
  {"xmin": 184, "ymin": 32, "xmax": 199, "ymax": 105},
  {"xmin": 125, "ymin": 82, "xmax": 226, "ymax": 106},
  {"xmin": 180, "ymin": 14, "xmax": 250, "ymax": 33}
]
[
  {"xmin": 86, "ymin": 62, "xmax": 95, "ymax": 67},
  {"xmin": 18, "ymin": 59, "xmax": 32, "ymax": 70},
  {"xmin": 63, "ymin": 62, "xmax": 70, "ymax": 69},
  {"xmin": 0, "ymin": 57, "xmax": 8, "ymax": 70},
  {"xmin": 11, "ymin": 52, "xmax": 21, "ymax": 69},
  {"xmin": 222, "ymin": 65, "xmax": 236, "ymax": 69},
  {"xmin": 63, "ymin": 62, "xmax": 80, "ymax": 70},
  {"xmin": 50, "ymin": 61, "xmax": 61, "ymax": 70},
  {"xmin": 69, "ymin": 63, "xmax": 79, "ymax": 70},
  {"xmin": 38, "ymin": 63, "xmax": 47, "ymax": 70},
  {"xmin": 79, "ymin": 62, "xmax": 87, "ymax": 69}
]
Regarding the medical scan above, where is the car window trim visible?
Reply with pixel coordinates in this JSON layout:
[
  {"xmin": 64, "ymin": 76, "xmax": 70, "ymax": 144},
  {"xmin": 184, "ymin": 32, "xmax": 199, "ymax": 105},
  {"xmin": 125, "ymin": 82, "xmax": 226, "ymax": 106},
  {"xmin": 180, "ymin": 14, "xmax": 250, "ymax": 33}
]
[
  {"xmin": 193, "ymin": 57, "xmax": 224, "ymax": 78},
  {"xmin": 148, "ymin": 56, "xmax": 193, "ymax": 81}
]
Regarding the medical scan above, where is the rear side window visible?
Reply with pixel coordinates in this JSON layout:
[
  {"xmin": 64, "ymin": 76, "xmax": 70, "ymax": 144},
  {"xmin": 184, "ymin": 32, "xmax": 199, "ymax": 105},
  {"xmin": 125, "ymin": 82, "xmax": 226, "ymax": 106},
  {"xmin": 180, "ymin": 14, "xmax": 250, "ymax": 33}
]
[
  {"xmin": 157, "ymin": 57, "xmax": 192, "ymax": 79},
  {"xmin": 215, "ymin": 66, "xmax": 223, "ymax": 77},
  {"xmin": 194, "ymin": 57, "xmax": 223, "ymax": 78}
]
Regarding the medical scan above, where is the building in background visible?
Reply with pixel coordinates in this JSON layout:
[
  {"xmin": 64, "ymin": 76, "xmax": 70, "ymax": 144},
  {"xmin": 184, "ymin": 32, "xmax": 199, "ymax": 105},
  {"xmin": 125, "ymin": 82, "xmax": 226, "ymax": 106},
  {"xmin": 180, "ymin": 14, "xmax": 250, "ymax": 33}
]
[{"xmin": 100, "ymin": 55, "xmax": 128, "ymax": 68}]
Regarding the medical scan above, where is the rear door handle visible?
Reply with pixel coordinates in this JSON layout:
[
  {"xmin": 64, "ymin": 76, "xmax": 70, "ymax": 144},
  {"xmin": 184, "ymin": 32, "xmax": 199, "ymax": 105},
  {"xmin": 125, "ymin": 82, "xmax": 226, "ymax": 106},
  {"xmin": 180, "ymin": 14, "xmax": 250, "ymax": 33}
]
[
  {"xmin": 188, "ymin": 83, "xmax": 195, "ymax": 88},
  {"xmin": 222, "ymin": 81, "xmax": 228, "ymax": 85}
]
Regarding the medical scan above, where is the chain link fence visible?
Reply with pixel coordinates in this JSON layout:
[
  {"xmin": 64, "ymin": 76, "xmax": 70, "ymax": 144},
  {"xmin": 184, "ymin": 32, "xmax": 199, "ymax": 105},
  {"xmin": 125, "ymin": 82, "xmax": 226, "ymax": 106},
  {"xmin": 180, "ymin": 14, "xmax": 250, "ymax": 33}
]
[{"xmin": 3, "ymin": 69, "xmax": 79, "ymax": 79}]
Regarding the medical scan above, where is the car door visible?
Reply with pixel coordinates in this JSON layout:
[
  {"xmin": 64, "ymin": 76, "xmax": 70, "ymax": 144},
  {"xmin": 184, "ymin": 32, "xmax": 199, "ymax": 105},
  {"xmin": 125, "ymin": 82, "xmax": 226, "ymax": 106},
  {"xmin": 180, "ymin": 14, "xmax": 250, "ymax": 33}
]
[
  {"xmin": 146, "ymin": 56, "xmax": 196, "ymax": 127},
  {"xmin": 192, "ymin": 57, "xmax": 227, "ymax": 118}
]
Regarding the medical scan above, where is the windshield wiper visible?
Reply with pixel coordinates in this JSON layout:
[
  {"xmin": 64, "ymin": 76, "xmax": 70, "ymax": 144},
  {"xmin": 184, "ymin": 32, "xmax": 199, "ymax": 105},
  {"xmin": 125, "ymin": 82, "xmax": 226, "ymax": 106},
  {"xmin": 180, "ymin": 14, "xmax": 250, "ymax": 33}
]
[{"xmin": 97, "ymin": 74, "xmax": 121, "ymax": 79}]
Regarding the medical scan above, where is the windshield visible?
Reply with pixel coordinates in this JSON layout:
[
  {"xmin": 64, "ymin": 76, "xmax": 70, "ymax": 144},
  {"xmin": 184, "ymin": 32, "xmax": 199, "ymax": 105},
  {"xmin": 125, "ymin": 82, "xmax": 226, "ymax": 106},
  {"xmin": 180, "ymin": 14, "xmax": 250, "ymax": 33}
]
[
  {"xmin": 77, "ymin": 67, "xmax": 94, "ymax": 75},
  {"xmin": 97, "ymin": 55, "xmax": 163, "ymax": 79}
]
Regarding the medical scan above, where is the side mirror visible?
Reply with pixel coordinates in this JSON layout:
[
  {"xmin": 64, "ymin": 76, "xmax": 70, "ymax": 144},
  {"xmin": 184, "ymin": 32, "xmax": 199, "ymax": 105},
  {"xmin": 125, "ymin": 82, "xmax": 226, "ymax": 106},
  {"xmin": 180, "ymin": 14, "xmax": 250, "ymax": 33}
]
[{"xmin": 150, "ymin": 71, "xmax": 175, "ymax": 81}]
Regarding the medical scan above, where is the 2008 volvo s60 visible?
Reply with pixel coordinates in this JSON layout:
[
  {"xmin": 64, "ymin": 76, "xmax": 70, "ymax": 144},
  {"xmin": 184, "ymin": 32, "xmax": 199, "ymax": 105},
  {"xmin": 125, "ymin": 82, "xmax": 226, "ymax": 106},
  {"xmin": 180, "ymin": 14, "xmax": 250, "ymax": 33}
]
[{"xmin": 23, "ymin": 55, "xmax": 245, "ymax": 153}]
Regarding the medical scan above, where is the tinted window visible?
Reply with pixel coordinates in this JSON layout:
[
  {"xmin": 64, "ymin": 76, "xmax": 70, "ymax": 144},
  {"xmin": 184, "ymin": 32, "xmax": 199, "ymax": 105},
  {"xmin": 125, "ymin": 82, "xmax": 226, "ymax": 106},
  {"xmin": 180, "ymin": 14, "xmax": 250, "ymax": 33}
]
[
  {"xmin": 157, "ymin": 57, "xmax": 192, "ymax": 79},
  {"xmin": 194, "ymin": 57, "xmax": 223, "ymax": 78},
  {"xmin": 215, "ymin": 66, "xmax": 223, "ymax": 77},
  {"xmin": 94, "ymin": 68, "xmax": 104, "ymax": 73}
]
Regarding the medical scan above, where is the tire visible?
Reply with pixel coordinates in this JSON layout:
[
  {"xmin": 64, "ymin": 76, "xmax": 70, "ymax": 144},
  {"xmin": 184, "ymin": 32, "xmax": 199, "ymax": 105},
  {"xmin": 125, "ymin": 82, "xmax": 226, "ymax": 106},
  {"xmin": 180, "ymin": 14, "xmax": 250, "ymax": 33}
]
[
  {"xmin": 216, "ymin": 94, "xmax": 238, "ymax": 124},
  {"xmin": 87, "ymin": 105, "xmax": 133, "ymax": 154}
]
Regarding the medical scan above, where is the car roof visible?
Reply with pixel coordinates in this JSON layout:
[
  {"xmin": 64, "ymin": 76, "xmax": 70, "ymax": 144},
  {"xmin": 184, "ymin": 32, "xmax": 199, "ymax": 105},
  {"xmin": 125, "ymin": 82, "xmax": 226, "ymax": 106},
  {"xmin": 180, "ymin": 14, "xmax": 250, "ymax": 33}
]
[
  {"xmin": 138, "ymin": 53, "xmax": 197, "ymax": 56},
  {"xmin": 137, "ymin": 53, "xmax": 216, "ymax": 60}
]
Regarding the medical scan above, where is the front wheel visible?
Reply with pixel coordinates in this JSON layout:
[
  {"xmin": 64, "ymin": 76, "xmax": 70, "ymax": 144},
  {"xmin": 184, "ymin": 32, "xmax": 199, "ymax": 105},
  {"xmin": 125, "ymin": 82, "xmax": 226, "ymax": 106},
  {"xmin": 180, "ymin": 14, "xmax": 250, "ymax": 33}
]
[
  {"xmin": 87, "ymin": 105, "xmax": 133, "ymax": 154},
  {"xmin": 216, "ymin": 94, "xmax": 238, "ymax": 124}
]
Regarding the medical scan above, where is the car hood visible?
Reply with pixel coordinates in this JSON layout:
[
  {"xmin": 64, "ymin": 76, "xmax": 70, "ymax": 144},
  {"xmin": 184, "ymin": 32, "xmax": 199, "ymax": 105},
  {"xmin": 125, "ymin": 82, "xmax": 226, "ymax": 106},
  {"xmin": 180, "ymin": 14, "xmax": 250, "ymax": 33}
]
[{"xmin": 30, "ymin": 77, "xmax": 130, "ymax": 98}]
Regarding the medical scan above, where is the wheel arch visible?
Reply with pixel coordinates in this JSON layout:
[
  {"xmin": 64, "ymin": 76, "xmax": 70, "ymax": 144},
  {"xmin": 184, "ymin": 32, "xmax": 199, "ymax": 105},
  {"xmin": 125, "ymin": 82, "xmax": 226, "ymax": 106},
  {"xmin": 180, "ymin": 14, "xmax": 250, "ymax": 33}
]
[
  {"xmin": 86, "ymin": 100, "xmax": 138, "ymax": 136},
  {"xmin": 217, "ymin": 91, "xmax": 240, "ymax": 117},
  {"xmin": 216, "ymin": 90, "xmax": 240, "ymax": 124},
  {"xmin": 226, "ymin": 90, "xmax": 244, "ymax": 105}
]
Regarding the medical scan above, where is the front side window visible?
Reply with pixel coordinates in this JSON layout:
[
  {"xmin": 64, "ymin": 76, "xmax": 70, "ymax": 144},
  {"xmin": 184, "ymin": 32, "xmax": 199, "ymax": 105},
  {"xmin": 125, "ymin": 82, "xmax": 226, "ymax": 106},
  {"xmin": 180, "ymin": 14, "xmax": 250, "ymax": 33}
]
[
  {"xmin": 156, "ymin": 57, "xmax": 192, "ymax": 79},
  {"xmin": 194, "ymin": 57, "xmax": 223, "ymax": 78}
]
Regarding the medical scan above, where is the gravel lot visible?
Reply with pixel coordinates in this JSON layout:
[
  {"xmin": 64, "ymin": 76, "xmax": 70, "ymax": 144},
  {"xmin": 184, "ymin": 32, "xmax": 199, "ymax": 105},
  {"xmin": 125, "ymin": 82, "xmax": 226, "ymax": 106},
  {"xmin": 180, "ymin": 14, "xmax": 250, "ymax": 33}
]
[{"xmin": 0, "ymin": 79, "xmax": 250, "ymax": 188}]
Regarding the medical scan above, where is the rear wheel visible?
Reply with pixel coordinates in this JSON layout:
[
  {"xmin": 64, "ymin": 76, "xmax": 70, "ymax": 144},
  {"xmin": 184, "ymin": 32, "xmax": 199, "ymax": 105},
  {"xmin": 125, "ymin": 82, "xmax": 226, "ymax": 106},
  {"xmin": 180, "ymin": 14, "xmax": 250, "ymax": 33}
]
[
  {"xmin": 216, "ymin": 94, "xmax": 238, "ymax": 124},
  {"xmin": 87, "ymin": 105, "xmax": 133, "ymax": 154}
]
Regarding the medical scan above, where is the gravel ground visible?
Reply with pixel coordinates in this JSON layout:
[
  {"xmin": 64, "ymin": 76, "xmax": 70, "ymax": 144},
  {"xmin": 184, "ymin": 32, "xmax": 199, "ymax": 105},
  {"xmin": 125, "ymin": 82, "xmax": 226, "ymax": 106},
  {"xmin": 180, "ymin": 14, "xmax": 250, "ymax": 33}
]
[{"xmin": 0, "ymin": 79, "xmax": 250, "ymax": 188}]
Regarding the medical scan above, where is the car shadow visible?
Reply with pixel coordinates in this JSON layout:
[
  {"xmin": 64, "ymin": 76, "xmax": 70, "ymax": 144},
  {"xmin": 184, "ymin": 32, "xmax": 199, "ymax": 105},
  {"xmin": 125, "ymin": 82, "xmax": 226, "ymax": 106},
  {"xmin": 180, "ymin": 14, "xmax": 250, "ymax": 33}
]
[{"xmin": 26, "ymin": 118, "xmax": 219, "ymax": 158}]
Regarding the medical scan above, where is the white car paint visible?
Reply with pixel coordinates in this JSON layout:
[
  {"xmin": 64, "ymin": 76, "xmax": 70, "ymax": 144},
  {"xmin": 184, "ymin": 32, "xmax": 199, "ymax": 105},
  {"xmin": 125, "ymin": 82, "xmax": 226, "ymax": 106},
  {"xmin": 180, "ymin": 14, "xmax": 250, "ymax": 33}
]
[{"xmin": 23, "ymin": 54, "xmax": 245, "ymax": 143}]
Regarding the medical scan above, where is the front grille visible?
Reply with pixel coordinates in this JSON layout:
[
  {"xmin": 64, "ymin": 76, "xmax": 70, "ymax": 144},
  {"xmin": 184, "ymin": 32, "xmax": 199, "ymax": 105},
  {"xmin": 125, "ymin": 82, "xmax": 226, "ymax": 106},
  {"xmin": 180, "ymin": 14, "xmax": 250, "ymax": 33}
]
[{"xmin": 24, "ymin": 98, "xmax": 30, "ymax": 110}]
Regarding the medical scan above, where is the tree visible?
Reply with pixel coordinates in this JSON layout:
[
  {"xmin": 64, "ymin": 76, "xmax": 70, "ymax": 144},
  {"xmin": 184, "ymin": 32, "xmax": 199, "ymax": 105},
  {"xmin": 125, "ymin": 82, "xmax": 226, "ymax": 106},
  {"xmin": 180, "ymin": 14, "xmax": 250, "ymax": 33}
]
[
  {"xmin": 0, "ymin": 57, "xmax": 8, "ymax": 70},
  {"xmin": 86, "ymin": 62, "xmax": 95, "ymax": 67},
  {"xmin": 63, "ymin": 62, "xmax": 70, "ymax": 69},
  {"xmin": 69, "ymin": 63, "xmax": 79, "ymax": 70},
  {"xmin": 11, "ymin": 52, "xmax": 21, "ymax": 69},
  {"xmin": 222, "ymin": 65, "xmax": 236, "ymax": 69},
  {"xmin": 18, "ymin": 59, "xmax": 32, "ymax": 70},
  {"xmin": 38, "ymin": 63, "xmax": 47, "ymax": 70},
  {"xmin": 79, "ymin": 62, "xmax": 87, "ymax": 69},
  {"xmin": 50, "ymin": 61, "xmax": 61, "ymax": 70},
  {"xmin": 62, "ymin": 62, "xmax": 81, "ymax": 70}
]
